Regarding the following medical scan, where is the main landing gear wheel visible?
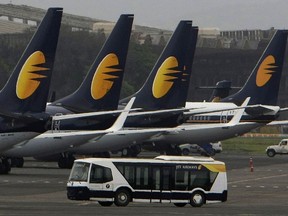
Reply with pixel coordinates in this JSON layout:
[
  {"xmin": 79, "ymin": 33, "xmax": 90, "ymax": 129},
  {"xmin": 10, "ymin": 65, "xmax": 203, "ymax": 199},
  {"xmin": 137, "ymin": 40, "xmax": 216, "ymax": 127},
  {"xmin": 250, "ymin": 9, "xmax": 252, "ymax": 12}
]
[
  {"xmin": 0, "ymin": 158, "xmax": 11, "ymax": 174},
  {"xmin": 11, "ymin": 157, "xmax": 24, "ymax": 168},
  {"xmin": 58, "ymin": 154, "xmax": 75, "ymax": 169}
]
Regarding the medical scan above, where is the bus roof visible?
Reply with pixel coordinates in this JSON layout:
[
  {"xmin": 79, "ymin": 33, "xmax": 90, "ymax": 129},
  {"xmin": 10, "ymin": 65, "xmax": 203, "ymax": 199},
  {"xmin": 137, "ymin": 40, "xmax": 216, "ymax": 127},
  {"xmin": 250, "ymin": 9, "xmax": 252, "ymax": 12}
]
[
  {"xmin": 74, "ymin": 155, "xmax": 224, "ymax": 165},
  {"xmin": 155, "ymin": 155, "xmax": 215, "ymax": 162}
]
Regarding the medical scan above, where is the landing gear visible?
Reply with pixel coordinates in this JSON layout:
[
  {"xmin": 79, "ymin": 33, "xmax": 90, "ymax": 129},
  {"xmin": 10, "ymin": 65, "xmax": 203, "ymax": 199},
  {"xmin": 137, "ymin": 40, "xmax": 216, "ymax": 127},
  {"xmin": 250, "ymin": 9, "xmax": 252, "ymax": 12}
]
[
  {"xmin": 58, "ymin": 154, "xmax": 75, "ymax": 169},
  {"xmin": 92, "ymin": 152, "xmax": 110, "ymax": 158},
  {"xmin": 121, "ymin": 145, "xmax": 141, "ymax": 157},
  {"xmin": 11, "ymin": 157, "xmax": 24, "ymax": 168},
  {"xmin": 165, "ymin": 145, "xmax": 182, "ymax": 156},
  {"xmin": 0, "ymin": 157, "xmax": 11, "ymax": 174}
]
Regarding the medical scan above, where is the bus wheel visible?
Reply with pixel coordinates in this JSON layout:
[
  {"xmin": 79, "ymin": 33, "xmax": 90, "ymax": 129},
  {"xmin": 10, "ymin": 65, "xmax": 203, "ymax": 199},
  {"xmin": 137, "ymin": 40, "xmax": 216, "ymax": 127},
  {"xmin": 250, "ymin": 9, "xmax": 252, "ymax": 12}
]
[
  {"xmin": 190, "ymin": 191, "xmax": 205, "ymax": 207},
  {"xmin": 114, "ymin": 189, "xmax": 131, "ymax": 206},
  {"xmin": 98, "ymin": 201, "xmax": 113, "ymax": 206},
  {"xmin": 174, "ymin": 203, "xmax": 186, "ymax": 207}
]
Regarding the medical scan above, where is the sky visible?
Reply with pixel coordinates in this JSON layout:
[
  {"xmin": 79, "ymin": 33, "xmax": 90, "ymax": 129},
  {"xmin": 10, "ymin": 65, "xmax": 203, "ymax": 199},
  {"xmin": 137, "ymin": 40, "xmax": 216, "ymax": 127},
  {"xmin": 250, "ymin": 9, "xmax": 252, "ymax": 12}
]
[{"xmin": 1, "ymin": 0, "xmax": 288, "ymax": 31}]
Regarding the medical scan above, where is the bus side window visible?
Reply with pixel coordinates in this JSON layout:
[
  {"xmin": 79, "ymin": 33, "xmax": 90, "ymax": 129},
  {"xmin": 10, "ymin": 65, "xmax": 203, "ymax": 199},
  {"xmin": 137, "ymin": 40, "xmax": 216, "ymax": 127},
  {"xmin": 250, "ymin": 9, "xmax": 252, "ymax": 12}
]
[
  {"xmin": 124, "ymin": 166, "xmax": 135, "ymax": 186},
  {"xmin": 162, "ymin": 167, "xmax": 171, "ymax": 190},
  {"xmin": 175, "ymin": 170, "xmax": 189, "ymax": 190},
  {"xmin": 90, "ymin": 164, "xmax": 112, "ymax": 183},
  {"xmin": 103, "ymin": 168, "xmax": 113, "ymax": 182},
  {"xmin": 190, "ymin": 170, "xmax": 210, "ymax": 190},
  {"xmin": 152, "ymin": 167, "xmax": 160, "ymax": 190},
  {"xmin": 210, "ymin": 172, "xmax": 218, "ymax": 184},
  {"xmin": 135, "ymin": 166, "xmax": 149, "ymax": 189}
]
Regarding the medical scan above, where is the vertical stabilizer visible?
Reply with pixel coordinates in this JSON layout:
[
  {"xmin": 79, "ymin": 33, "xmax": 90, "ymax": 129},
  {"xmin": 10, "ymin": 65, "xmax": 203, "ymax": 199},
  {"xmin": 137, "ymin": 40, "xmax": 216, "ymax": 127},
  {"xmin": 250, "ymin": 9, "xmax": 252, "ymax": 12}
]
[
  {"xmin": 121, "ymin": 20, "xmax": 195, "ymax": 110},
  {"xmin": 0, "ymin": 8, "xmax": 62, "ymax": 113},
  {"xmin": 222, "ymin": 30, "xmax": 288, "ymax": 105},
  {"xmin": 53, "ymin": 14, "xmax": 134, "ymax": 112}
]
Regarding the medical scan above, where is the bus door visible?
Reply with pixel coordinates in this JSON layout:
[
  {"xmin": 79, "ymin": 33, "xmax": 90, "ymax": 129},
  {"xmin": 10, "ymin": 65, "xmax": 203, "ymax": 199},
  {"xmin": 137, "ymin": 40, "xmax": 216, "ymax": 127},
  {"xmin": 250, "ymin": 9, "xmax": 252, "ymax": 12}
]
[
  {"xmin": 151, "ymin": 166, "xmax": 172, "ymax": 203},
  {"xmin": 151, "ymin": 166, "xmax": 161, "ymax": 202},
  {"xmin": 160, "ymin": 166, "xmax": 172, "ymax": 202},
  {"xmin": 89, "ymin": 164, "xmax": 113, "ymax": 197}
]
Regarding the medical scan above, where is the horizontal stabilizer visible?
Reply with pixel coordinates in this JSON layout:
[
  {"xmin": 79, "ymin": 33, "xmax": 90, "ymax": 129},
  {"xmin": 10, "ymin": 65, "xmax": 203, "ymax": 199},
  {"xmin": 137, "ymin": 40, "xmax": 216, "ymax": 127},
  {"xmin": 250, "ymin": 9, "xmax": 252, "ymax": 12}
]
[
  {"xmin": 127, "ymin": 107, "xmax": 189, "ymax": 117},
  {"xmin": 245, "ymin": 105, "xmax": 280, "ymax": 116},
  {"xmin": 52, "ymin": 107, "xmax": 141, "ymax": 121},
  {"xmin": 267, "ymin": 120, "xmax": 288, "ymax": 125}
]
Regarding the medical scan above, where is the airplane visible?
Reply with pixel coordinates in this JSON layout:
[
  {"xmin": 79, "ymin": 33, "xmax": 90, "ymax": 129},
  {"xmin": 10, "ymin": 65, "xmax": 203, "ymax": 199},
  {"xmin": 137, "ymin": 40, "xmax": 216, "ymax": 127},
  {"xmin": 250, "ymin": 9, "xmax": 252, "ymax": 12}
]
[
  {"xmin": 4, "ymin": 97, "xmax": 136, "ymax": 171},
  {"xmin": 0, "ymin": 8, "xmax": 62, "ymax": 173},
  {"xmin": 46, "ymin": 14, "xmax": 134, "ymax": 129},
  {"xmin": 196, "ymin": 80, "xmax": 240, "ymax": 102},
  {"xmin": 119, "ymin": 23, "xmax": 198, "ymax": 128},
  {"xmin": 7, "ymin": 24, "xmax": 286, "ymax": 167},
  {"xmin": 63, "ymin": 30, "xmax": 288, "ymax": 157},
  {"xmin": 58, "ymin": 96, "xmax": 250, "ymax": 157},
  {"xmin": 140, "ymin": 29, "xmax": 288, "ymax": 154},
  {"xmin": 1, "ymin": 14, "xmax": 134, "ymax": 169},
  {"xmin": 185, "ymin": 29, "xmax": 288, "ymax": 121},
  {"xmin": 2, "ymin": 20, "xmax": 197, "ymax": 168}
]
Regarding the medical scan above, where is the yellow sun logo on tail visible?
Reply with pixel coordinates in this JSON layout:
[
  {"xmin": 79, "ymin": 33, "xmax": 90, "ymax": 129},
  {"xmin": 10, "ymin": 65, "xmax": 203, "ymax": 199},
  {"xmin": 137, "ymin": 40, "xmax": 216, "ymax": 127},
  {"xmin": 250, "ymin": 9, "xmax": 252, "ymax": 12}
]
[
  {"xmin": 152, "ymin": 56, "xmax": 181, "ymax": 98},
  {"xmin": 256, "ymin": 55, "xmax": 278, "ymax": 87},
  {"xmin": 91, "ymin": 53, "xmax": 122, "ymax": 100},
  {"xmin": 16, "ymin": 51, "xmax": 49, "ymax": 99}
]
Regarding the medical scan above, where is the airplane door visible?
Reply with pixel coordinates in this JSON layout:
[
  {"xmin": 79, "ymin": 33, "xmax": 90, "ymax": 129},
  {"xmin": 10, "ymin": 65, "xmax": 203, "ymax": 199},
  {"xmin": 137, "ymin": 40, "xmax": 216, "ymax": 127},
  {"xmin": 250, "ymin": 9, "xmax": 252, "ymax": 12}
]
[
  {"xmin": 51, "ymin": 113, "xmax": 63, "ymax": 131},
  {"xmin": 220, "ymin": 111, "xmax": 228, "ymax": 123}
]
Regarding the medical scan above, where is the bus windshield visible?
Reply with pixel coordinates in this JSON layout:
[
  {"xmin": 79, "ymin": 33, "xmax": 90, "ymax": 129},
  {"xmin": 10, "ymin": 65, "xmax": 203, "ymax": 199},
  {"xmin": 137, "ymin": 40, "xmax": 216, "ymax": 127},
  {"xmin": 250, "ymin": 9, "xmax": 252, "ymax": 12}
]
[{"xmin": 69, "ymin": 162, "xmax": 90, "ymax": 182}]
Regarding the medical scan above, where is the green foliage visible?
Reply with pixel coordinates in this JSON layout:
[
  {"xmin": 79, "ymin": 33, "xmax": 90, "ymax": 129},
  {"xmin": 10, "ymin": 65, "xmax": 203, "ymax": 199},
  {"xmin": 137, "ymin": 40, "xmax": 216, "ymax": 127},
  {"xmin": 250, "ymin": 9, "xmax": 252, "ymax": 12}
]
[
  {"xmin": 123, "ymin": 42, "xmax": 162, "ymax": 96},
  {"xmin": 222, "ymin": 136, "xmax": 285, "ymax": 154}
]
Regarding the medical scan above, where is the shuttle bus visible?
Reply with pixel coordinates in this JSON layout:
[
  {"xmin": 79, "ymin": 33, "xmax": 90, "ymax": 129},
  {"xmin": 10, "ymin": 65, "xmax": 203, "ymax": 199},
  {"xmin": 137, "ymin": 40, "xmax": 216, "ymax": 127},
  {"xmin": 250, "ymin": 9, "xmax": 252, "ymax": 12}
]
[{"xmin": 67, "ymin": 155, "xmax": 227, "ymax": 207}]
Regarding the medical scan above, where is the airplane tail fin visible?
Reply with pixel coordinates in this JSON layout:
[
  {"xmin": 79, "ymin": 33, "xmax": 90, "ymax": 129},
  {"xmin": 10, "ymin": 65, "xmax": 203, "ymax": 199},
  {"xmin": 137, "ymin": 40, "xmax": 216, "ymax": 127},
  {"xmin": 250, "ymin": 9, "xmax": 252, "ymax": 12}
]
[
  {"xmin": 222, "ymin": 30, "xmax": 288, "ymax": 105},
  {"xmin": 180, "ymin": 26, "xmax": 199, "ymax": 105},
  {"xmin": 121, "ymin": 21, "xmax": 196, "ymax": 110},
  {"xmin": 53, "ymin": 14, "xmax": 134, "ymax": 112},
  {"xmin": 0, "ymin": 8, "xmax": 62, "ymax": 114}
]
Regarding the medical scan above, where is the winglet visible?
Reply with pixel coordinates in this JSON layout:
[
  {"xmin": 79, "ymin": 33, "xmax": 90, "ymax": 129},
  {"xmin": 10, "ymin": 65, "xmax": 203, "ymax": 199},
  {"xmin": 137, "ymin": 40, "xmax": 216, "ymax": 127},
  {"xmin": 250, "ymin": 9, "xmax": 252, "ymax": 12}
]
[
  {"xmin": 105, "ymin": 97, "xmax": 135, "ymax": 132},
  {"xmin": 224, "ymin": 97, "xmax": 250, "ymax": 127}
]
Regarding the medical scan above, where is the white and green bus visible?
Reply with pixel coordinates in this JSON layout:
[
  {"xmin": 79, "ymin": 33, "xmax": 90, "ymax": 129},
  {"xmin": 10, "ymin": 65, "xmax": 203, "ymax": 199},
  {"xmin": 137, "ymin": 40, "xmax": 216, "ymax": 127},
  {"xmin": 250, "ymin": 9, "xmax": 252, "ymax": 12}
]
[{"xmin": 67, "ymin": 155, "xmax": 227, "ymax": 207}]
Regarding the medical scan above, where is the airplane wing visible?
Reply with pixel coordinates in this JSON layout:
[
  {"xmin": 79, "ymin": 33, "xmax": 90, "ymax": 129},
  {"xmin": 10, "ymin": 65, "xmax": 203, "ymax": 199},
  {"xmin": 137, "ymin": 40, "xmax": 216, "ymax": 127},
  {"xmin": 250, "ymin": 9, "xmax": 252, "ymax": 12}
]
[
  {"xmin": 222, "ymin": 97, "xmax": 250, "ymax": 127},
  {"xmin": 127, "ymin": 107, "xmax": 191, "ymax": 116},
  {"xmin": 267, "ymin": 120, "xmax": 288, "ymax": 125},
  {"xmin": 0, "ymin": 110, "xmax": 50, "ymax": 123},
  {"xmin": 116, "ymin": 98, "xmax": 250, "ymax": 141},
  {"xmin": 9, "ymin": 97, "xmax": 136, "ymax": 155},
  {"xmin": 127, "ymin": 104, "xmax": 254, "ymax": 117},
  {"xmin": 52, "ymin": 106, "xmax": 140, "ymax": 121},
  {"xmin": 245, "ymin": 105, "xmax": 280, "ymax": 116}
]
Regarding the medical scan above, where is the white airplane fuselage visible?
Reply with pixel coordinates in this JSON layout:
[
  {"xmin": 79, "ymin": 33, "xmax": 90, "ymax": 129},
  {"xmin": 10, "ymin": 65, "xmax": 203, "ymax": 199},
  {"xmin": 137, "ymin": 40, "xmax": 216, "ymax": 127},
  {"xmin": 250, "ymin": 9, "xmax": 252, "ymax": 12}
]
[
  {"xmin": 2, "ymin": 101, "xmax": 279, "ymax": 158},
  {"xmin": 2, "ymin": 129, "xmax": 160, "ymax": 157},
  {"xmin": 0, "ymin": 132, "xmax": 40, "ymax": 152}
]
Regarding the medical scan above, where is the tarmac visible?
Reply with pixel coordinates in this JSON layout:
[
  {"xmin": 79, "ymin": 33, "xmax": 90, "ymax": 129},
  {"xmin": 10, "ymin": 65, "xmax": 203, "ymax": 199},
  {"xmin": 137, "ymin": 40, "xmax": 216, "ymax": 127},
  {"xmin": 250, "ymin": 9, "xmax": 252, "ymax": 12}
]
[{"xmin": 1, "ymin": 153, "xmax": 288, "ymax": 215}]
